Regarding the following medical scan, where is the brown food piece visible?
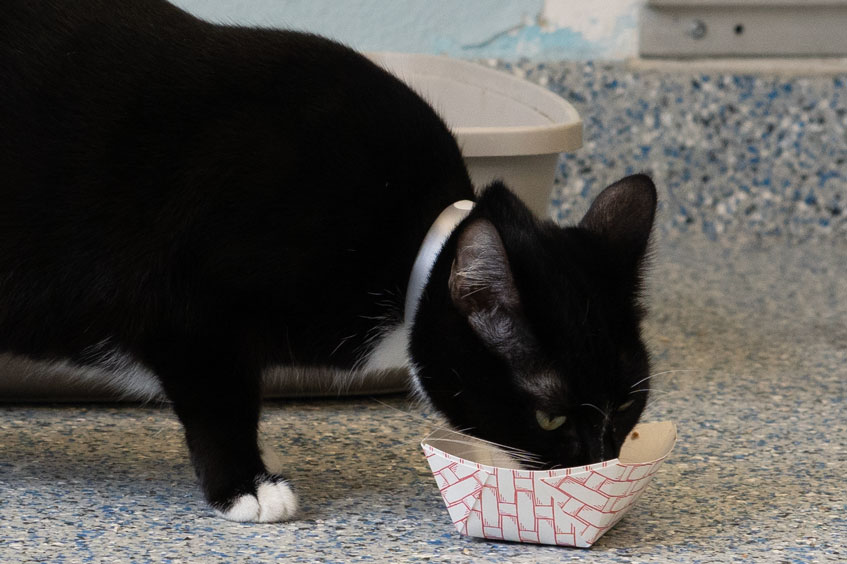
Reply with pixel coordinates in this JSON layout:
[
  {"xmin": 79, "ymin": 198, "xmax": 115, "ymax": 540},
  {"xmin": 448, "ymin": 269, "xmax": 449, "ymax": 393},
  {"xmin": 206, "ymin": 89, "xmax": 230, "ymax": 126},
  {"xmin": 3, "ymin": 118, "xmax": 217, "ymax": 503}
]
[{"xmin": 631, "ymin": 431, "xmax": 640, "ymax": 439}]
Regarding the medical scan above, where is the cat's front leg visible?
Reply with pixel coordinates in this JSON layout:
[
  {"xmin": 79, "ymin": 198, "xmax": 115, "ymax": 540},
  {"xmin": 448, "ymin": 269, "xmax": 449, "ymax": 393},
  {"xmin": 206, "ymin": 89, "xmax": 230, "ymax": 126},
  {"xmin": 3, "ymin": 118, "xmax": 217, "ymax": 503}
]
[{"xmin": 154, "ymin": 351, "xmax": 298, "ymax": 522}]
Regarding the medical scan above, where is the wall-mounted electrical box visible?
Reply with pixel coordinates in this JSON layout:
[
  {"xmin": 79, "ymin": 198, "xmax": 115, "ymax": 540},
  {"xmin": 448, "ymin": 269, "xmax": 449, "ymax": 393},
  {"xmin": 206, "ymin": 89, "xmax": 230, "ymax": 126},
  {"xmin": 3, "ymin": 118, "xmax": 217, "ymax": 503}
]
[{"xmin": 640, "ymin": 0, "xmax": 847, "ymax": 57}]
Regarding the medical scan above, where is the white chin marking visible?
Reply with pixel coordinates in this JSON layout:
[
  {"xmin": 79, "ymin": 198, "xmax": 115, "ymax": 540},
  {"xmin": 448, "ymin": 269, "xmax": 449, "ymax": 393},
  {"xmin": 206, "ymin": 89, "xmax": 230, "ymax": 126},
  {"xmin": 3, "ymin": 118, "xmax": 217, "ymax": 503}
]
[
  {"xmin": 360, "ymin": 323, "xmax": 409, "ymax": 374},
  {"xmin": 215, "ymin": 480, "xmax": 298, "ymax": 523}
]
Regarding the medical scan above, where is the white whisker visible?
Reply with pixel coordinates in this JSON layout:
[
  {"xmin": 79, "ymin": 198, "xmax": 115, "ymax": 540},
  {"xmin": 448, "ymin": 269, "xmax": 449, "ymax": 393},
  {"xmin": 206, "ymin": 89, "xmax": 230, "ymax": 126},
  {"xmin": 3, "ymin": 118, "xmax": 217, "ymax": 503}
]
[
  {"xmin": 425, "ymin": 438, "xmax": 542, "ymax": 463},
  {"xmin": 439, "ymin": 432, "xmax": 539, "ymax": 458},
  {"xmin": 369, "ymin": 397, "xmax": 448, "ymax": 426},
  {"xmin": 367, "ymin": 398, "xmax": 542, "ymax": 465},
  {"xmin": 329, "ymin": 333, "xmax": 357, "ymax": 357},
  {"xmin": 631, "ymin": 369, "xmax": 699, "ymax": 389},
  {"xmin": 581, "ymin": 402, "xmax": 608, "ymax": 418}
]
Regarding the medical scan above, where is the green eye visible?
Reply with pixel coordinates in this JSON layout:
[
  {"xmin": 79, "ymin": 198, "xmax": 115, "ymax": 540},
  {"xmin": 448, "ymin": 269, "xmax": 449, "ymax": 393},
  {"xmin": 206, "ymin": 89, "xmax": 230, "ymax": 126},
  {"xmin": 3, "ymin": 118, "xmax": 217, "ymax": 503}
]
[
  {"xmin": 536, "ymin": 411, "xmax": 567, "ymax": 431},
  {"xmin": 617, "ymin": 399, "xmax": 635, "ymax": 412}
]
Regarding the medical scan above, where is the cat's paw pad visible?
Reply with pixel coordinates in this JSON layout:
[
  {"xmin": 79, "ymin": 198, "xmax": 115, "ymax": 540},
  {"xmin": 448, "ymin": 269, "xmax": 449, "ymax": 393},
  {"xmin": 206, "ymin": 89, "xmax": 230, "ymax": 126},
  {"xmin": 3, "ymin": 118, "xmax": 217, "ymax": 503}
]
[{"xmin": 215, "ymin": 478, "xmax": 298, "ymax": 523}]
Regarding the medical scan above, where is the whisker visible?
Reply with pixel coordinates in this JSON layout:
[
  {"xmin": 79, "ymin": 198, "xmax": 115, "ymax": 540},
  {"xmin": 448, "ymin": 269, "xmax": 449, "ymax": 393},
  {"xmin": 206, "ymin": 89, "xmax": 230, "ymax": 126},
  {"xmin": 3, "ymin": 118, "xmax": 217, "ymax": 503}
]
[
  {"xmin": 422, "ymin": 437, "xmax": 541, "ymax": 458},
  {"xmin": 581, "ymin": 402, "xmax": 608, "ymax": 418},
  {"xmin": 369, "ymin": 398, "xmax": 448, "ymax": 423},
  {"xmin": 460, "ymin": 286, "xmax": 491, "ymax": 299},
  {"xmin": 424, "ymin": 427, "xmax": 542, "ymax": 459},
  {"xmin": 630, "ymin": 369, "xmax": 700, "ymax": 389},
  {"xmin": 329, "ymin": 333, "xmax": 357, "ymax": 357},
  {"xmin": 630, "ymin": 387, "xmax": 673, "ymax": 398},
  {"xmin": 440, "ymin": 432, "xmax": 540, "ymax": 458},
  {"xmin": 367, "ymin": 399, "xmax": 532, "ymax": 456},
  {"xmin": 424, "ymin": 438, "xmax": 542, "ymax": 463},
  {"xmin": 367, "ymin": 397, "xmax": 542, "ymax": 463}
]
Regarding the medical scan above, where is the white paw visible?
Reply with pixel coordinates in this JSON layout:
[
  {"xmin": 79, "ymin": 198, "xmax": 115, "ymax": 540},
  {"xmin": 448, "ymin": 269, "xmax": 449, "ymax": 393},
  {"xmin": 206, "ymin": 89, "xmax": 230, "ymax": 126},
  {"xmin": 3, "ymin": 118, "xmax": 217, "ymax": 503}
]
[{"xmin": 215, "ymin": 479, "xmax": 298, "ymax": 523}]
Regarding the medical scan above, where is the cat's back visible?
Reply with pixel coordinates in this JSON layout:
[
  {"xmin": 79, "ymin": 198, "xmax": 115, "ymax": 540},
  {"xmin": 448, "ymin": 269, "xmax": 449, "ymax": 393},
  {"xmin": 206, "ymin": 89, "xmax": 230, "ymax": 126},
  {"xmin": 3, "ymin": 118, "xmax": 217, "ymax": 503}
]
[
  {"xmin": 0, "ymin": 0, "xmax": 472, "ymax": 355},
  {"xmin": 0, "ymin": 0, "xmax": 209, "ymax": 180},
  {"xmin": 0, "ymin": 0, "xmax": 198, "ymax": 72},
  {"xmin": 0, "ymin": 0, "xmax": 465, "ymax": 196}
]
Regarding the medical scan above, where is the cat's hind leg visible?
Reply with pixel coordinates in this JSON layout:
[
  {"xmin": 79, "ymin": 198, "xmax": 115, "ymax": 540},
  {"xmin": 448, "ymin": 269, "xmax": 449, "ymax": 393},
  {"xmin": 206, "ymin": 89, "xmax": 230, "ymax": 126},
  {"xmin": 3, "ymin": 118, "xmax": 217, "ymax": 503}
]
[{"xmin": 148, "ymin": 344, "xmax": 298, "ymax": 522}]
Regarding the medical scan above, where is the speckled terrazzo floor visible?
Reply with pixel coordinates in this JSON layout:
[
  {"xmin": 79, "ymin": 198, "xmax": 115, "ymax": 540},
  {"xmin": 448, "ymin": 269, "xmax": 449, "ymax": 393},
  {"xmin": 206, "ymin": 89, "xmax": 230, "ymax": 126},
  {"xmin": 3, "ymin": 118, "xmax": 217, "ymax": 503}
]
[
  {"xmin": 2, "ymin": 62, "xmax": 846, "ymax": 562},
  {"xmin": 507, "ymin": 60, "xmax": 847, "ymax": 244}
]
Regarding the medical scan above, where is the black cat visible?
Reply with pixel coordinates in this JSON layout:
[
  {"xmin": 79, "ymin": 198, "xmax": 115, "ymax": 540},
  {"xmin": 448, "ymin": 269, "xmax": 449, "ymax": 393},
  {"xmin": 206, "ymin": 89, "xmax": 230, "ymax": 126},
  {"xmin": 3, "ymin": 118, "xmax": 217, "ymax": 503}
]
[{"xmin": 0, "ymin": 0, "xmax": 656, "ymax": 522}]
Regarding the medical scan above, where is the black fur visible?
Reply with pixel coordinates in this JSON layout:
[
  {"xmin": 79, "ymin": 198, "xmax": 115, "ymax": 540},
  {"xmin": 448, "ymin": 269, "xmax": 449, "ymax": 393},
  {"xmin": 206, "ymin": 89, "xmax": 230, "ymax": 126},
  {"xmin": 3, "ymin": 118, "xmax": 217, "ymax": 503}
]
[{"xmin": 0, "ymin": 0, "xmax": 657, "ymax": 518}]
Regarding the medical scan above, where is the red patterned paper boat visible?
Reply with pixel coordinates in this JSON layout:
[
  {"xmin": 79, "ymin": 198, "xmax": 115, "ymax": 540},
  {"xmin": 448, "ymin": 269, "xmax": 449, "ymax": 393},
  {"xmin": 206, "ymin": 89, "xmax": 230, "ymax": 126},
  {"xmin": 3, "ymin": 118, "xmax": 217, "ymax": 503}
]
[{"xmin": 421, "ymin": 421, "xmax": 676, "ymax": 548}]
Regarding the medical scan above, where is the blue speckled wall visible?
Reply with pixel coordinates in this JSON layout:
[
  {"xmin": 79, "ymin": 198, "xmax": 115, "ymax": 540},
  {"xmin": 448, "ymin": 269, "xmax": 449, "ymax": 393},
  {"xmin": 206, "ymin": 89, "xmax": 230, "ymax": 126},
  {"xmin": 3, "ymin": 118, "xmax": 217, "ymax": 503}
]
[{"xmin": 169, "ymin": 0, "xmax": 642, "ymax": 60}]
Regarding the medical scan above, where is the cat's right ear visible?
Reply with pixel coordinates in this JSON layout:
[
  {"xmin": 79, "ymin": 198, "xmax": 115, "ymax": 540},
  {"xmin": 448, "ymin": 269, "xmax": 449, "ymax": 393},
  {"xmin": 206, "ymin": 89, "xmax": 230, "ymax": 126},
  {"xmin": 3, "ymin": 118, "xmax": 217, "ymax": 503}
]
[
  {"xmin": 579, "ymin": 174, "xmax": 657, "ymax": 265},
  {"xmin": 448, "ymin": 219, "xmax": 532, "ymax": 361}
]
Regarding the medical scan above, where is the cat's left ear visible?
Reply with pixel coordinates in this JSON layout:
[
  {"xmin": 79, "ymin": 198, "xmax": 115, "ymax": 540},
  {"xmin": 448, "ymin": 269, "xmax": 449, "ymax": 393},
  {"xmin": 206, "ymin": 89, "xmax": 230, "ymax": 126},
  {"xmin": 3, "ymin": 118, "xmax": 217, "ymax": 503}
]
[
  {"xmin": 448, "ymin": 219, "xmax": 530, "ymax": 359},
  {"xmin": 579, "ymin": 174, "xmax": 657, "ymax": 264}
]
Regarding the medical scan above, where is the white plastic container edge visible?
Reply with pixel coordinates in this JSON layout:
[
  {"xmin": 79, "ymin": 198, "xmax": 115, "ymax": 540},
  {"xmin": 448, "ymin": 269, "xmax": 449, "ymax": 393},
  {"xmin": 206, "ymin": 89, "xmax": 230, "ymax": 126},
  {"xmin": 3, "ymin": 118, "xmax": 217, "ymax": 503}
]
[
  {"xmin": 368, "ymin": 52, "xmax": 582, "ymax": 157},
  {"xmin": 367, "ymin": 52, "xmax": 583, "ymax": 217}
]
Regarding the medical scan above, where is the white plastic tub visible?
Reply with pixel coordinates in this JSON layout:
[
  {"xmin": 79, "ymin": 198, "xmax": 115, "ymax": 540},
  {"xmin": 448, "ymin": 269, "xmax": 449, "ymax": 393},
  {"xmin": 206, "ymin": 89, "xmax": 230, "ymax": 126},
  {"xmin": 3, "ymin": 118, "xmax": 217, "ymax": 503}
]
[{"xmin": 368, "ymin": 53, "xmax": 583, "ymax": 217}]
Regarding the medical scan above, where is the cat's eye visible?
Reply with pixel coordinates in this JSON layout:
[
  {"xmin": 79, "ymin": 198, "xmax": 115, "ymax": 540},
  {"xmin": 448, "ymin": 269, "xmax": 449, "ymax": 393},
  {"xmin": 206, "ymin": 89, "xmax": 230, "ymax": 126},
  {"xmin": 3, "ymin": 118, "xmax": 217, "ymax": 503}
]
[
  {"xmin": 535, "ymin": 411, "xmax": 567, "ymax": 431},
  {"xmin": 617, "ymin": 399, "xmax": 635, "ymax": 412}
]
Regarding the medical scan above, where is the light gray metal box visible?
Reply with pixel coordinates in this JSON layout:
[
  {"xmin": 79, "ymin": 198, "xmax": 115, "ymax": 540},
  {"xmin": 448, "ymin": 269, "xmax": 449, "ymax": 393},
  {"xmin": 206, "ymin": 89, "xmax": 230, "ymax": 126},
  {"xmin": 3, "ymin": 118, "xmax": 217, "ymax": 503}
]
[{"xmin": 640, "ymin": 0, "xmax": 847, "ymax": 57}]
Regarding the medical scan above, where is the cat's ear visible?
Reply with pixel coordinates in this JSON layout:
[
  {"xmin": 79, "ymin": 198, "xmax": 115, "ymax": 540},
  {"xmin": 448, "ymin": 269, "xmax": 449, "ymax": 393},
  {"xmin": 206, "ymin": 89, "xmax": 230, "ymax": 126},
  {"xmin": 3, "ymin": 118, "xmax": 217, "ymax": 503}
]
[
  {"xmin": 449, "ymin": 219, "xmax": 529, "ymax": 359},
  {"xmin": 579, "ymin": 174, "xmax": 657, "ymax": 264}
]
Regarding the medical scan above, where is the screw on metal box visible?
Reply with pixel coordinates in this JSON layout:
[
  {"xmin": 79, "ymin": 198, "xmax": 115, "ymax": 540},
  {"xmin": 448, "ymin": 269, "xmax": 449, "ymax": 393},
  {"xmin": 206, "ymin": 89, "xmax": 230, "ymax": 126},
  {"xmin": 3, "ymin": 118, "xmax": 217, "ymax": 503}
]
[{"xmin": 688, "ymin": 19, "xmax": 707, "ymax": 40}]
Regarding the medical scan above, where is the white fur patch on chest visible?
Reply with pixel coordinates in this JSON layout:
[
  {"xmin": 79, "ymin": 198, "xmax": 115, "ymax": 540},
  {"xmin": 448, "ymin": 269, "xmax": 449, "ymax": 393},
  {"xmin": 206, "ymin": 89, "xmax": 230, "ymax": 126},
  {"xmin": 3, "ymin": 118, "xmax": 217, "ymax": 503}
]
[
  {"xmin": 359, "ymin": 323, "xmax": 409, "ymax": 374},
  {"xmin": 265, "ymin": 322, "xmax": 410, "ymax": 395}
]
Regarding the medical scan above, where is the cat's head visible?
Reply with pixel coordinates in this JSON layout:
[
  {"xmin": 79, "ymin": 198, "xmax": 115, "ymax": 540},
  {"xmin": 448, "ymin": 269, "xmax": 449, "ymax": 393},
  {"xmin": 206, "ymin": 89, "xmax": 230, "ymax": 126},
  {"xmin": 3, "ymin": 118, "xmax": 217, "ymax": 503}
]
[{"xmin": 410, "ymin": 174, "xmax": 657, "ymax": 469}]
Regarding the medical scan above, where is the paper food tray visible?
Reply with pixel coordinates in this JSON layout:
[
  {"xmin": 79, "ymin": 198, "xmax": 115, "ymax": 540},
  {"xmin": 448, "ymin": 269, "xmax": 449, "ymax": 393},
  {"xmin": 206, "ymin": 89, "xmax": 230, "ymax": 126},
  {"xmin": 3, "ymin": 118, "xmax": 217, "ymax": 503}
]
[{"xmin": 421, "ymin": 421, "xmax": 676, "ymax": 548}]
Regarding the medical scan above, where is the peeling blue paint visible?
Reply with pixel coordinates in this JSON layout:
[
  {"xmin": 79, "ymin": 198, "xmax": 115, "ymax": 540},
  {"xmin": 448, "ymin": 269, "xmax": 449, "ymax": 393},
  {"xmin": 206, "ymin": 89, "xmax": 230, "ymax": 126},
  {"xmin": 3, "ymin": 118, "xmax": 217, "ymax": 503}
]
[
  {"xmin": 444, "ymin": 25, "xmax": 598, "ymax": 60},
  {"xmin": 169, "ymin": 0, "xmax": 640, "ymax": 61}
]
